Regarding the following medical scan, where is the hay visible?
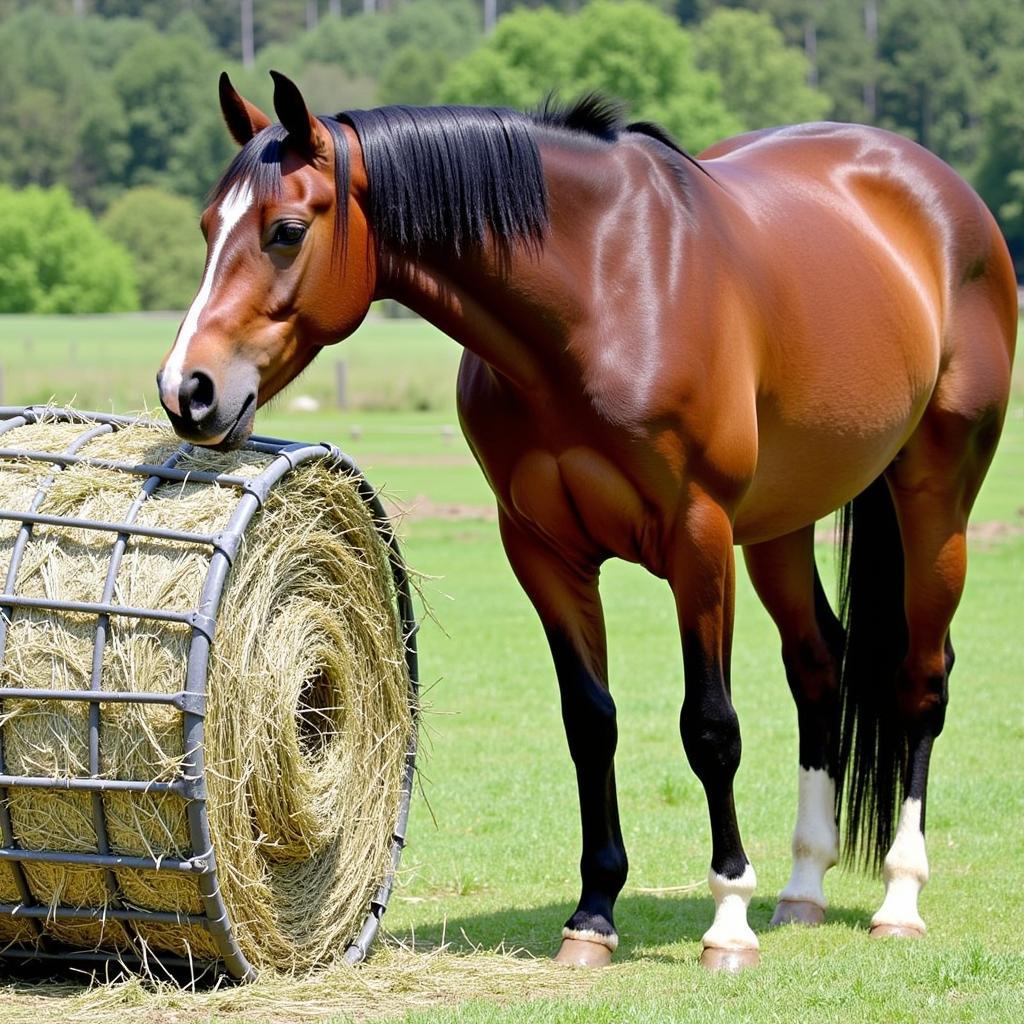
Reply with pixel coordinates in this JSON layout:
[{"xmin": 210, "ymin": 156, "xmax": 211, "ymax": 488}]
[
  {"xmin": 0, "ymin": 944, "xmax": 598, "ymax": 1024},
  {"xmin": 0, "ymin": 413, "xmax": 414, "ymax": 974}
]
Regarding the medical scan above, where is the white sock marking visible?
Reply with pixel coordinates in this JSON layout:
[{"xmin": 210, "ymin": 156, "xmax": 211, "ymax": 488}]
[
  {"xmin": 163, "ymin": 182, "xmax": 254, "ymax": 397},
  {"xmin": 872, "ymin": 797, "xmax": 929, "ymax": 932},
  {"xmin": 778, "ymin": 767, "xmax": 839, "ymax": 909},
  {"xmin": 561, "ymin": 926, "xmax": 618, "ymax": 952},
  {"xmin": 702, "ymin": 863, "xmax": 759, "ymax": 951}
]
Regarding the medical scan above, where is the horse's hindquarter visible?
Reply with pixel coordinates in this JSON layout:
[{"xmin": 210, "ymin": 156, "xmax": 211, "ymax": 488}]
[{"xmin": 705, "ymin": 124, "xmax": 1008, "ymax": 543}]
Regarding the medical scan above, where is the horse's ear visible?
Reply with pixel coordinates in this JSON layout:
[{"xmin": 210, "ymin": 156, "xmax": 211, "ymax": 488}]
[
  {"xmin": 270, "ymin": 70, "xmax": 322, "ymax": 158},
  {"xmin": 219, "ymin": 71, "xmax": 271, "ymax": 146}
]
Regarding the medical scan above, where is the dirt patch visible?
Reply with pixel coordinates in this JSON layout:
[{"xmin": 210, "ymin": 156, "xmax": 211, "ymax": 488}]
[
  {"xmin": 355, "ymin": 452, "xmax": 476, "ymax": 468},
  {"xmin": 813, "ymin": 518, "xmax": 1024, "ymax": 548},
  {"xmin": 386, "ymin": 494, "xmax": 497, "ymax": 522}
]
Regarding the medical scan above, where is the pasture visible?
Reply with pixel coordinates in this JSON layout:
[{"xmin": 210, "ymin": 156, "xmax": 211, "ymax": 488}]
[{"xmin": 0, "ymin": 313, "xmax": 1021, "ymax": 1022}]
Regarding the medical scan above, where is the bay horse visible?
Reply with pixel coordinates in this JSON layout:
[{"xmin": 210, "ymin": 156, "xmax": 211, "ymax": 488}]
[{"xmin": 157, "ymin": 71, "xmax": 1016, "ymax": 971}]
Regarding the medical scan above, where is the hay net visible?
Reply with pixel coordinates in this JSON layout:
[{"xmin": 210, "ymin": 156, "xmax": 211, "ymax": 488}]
[{"xmin": 0, "ymin": 407, "xmax": 416, "ymax": 979}]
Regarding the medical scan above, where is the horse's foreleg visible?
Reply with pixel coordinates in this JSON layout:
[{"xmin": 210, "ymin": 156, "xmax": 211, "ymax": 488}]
[
  {"xmin": 498, "ymin": 513, "xmax": 625, "ymax": 967},
  {"xmin": 672, "ymin": 500, "xmax": 759, "ymax": 971},
  {"xmin": 744, "ymin": 528, "xmax": 842, "ymax": 927}
]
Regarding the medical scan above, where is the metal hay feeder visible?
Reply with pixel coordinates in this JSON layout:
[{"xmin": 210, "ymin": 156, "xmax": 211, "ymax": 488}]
[{"xmin": 0, "ymin": 406, "xmax": 418, "ymax": 981}]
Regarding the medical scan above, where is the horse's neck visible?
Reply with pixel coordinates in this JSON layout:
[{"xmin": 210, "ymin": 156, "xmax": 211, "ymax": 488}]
[{"xmin": 375, "ymin": 139, "xmax": 625, "ymax": 390}]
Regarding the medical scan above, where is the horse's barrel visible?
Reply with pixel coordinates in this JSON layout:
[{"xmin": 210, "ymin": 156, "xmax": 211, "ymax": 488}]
[{"xmin": 0, "ymin": 407, "xmax": 417, "ymax": 980}]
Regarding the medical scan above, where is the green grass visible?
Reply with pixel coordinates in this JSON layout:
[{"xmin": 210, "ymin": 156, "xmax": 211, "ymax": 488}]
[
  {"xmin": 0, "ymin": 315, "xmax": 1022, "ymax": 1021},
  {"xmin": 0, "ymin": 312, "xmax": 462, "ymax": 413}
]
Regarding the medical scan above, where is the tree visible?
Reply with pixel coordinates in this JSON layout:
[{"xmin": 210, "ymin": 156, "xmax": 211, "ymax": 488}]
[
  {"xmin": 257, "ymin": 0, "xmax": 481, "ymax": 102},
  {"xmin": 0, "ymin": 185, "xmax": 138, "ymax": 313},
  {"xmin": 974, "ymin": 49, "xmax": 1024, "ymax": 273},
  {"xmin": 100, "ymin": 187, "xmax": 205, "ymax": 311},
  {"xmin": 377, "ymin": 45, "xmax": 453, "ymax": 106},
  {"xmin": 440, "ymin": 1, "xmax": 742, "ymax": 153},
  {"xmin": 110, "ymin": 19, "xmax": 235, "ymax": 203},
  {"xmin": 694, "ymin": 8, "xmax": 830, "ymax": 128},
  {"xmin": 0, "ymin": 9, "xmax": 138, "ymax": 209},
  {"xmin": 876, "ymin": 0, "xmax": 976, "ymax": 165}
]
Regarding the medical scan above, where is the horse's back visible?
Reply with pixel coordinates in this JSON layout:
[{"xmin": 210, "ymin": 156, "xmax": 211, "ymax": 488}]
[{"xmin": 702, "ymin": 122, "xmax": 1010, "ymax": 301}]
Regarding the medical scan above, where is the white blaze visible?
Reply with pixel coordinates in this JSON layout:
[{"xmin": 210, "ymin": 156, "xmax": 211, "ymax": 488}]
[
  {"xmin": 779, "ymin": 767, "xmax": 839, "ymax": 908},
  {"xmin": 872, "ymin": 797, "xmax": 929, "ymax": 932},
  {"xmin": 162, "ymin": 182, "xmax": 254, "ymax": 396}
]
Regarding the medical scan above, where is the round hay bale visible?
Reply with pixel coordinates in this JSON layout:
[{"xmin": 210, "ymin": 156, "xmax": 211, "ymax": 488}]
[{"xmin": 0, "ymin": 406, "xmax": 417, "ymax": 980}]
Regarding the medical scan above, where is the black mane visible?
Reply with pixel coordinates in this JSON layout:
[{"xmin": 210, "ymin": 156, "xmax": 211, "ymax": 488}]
[{"xmin": 211, "ymin": 95, "xmax": 698, "ymax": 258}]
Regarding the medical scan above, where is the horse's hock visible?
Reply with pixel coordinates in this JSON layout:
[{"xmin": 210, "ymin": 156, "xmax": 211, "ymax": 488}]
[{"xmin": 0, "ymin": 406, "xmax": 418, "ymax": 980}]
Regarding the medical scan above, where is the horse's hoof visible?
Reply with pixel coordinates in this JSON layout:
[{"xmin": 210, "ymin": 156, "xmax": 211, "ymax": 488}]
[
  {"xmin": 554, "ymin": 937, "xmax": 614, "ymax": 967},
  {"xmin": 870, "ymin": 923, "xmax": 925, "ymax": 940},
  {"xmin": 770, "ymin": 899, "xmax": 825, "ymax": 928},
  {"xmin": 699, "ymin": 946, "xmax": 760, "ymax": 972}
]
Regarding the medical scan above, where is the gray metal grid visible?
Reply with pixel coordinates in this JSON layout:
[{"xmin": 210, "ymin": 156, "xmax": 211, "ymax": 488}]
[{"xmin": 0, "ymin": 406, "xmax": 419, "ymax": 981}]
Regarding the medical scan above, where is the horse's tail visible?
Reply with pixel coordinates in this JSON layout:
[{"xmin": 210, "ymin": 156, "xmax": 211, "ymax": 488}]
[{"xmin": 834, "ymin": 474, "xmax": 909, "ymax": 871}]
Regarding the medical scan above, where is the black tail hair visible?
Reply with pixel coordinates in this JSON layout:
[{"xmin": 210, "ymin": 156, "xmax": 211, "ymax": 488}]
[{"xmin": 835, "ymin": 474, "xmax": 909, "ymax": 870}]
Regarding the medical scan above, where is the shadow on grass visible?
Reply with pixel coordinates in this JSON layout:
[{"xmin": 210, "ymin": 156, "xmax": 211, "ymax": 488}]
[{"xmin": 390, "ymin": 892, "xmax": 877, "ymax": 961}]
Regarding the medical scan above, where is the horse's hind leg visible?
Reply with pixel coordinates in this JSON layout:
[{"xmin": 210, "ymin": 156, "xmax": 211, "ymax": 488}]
[
  {"xmin": 744, "ymin": 526, "xmax": 843, "ymax": 927},
  {"xmin": 872, "ymin": 401, "xmax": 998, "ymax": 937},
  {"xmin": 497, "ymin": 512, "xmax": 626, "ymax": 967}
]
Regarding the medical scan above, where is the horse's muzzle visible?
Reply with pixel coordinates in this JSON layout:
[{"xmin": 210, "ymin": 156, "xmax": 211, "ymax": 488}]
[{"xmin": 158, "ymin": 369, "xmax": 257, "ymax": 450}]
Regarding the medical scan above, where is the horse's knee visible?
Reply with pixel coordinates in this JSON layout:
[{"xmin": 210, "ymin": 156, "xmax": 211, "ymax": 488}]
[{"xmin": 679, "ymin": 698, "xmax": 741, "ymax": 785}]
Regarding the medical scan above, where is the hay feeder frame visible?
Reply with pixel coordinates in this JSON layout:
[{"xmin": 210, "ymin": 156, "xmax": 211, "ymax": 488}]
[{"xmin": 0, "ymin": 406, "xmax": 419, "ymax": 981}]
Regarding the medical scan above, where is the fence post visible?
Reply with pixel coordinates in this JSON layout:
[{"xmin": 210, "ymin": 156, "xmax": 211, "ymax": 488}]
[{"xmin": 334, "ymin": 361, "xmax": 349, "ymax": 410}]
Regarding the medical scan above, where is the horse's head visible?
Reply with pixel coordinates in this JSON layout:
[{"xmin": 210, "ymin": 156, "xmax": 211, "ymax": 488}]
[{"xmin": 157, "ymin": 72, "xmax": 373, "ymax": 448}]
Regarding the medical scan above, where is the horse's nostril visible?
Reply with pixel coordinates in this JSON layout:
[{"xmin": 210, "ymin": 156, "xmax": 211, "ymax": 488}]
[{"xmin": 180, "ymin": 370, "xmax": 217, "ymax": 424}]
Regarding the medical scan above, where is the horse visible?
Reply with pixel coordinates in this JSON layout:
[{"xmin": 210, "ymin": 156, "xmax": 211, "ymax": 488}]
[{"xmin": 157, "ymin": 71, "xmax": 1016, "ymax": 971}]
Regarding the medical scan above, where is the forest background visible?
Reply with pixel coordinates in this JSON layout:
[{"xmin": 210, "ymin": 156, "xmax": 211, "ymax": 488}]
[{"xmin": 1, "ymin": 0, "xmax": 1022, "ymax": 314}]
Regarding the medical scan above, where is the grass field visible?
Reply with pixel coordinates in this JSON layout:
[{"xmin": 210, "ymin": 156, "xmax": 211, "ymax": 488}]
[{"xmin": 0, "ymin": 314, "xmax": 1021, "ymax": 1022}]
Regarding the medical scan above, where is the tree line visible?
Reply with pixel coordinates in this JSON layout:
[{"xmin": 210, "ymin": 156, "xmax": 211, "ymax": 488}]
[{"xmin": 1, "ymin": 0, "xmax": 1021, "ymax": 313}]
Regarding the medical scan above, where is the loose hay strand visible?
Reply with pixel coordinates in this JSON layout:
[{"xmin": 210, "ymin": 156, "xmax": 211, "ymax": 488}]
[{"xmin": 0, "ymin": 413, "xmax": 414, "ymax": 973}]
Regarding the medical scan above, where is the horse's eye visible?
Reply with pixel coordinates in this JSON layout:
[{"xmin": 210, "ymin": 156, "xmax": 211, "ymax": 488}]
[{"xmin": 270, "ymin": 222, "xmax": 307, "ymax": 247}]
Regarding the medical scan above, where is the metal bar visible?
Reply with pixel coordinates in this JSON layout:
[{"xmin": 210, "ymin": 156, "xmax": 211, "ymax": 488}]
[
  {"xmin": 0, "ymin": 420, "xmax": 114, "ymax": 942},
  {"xmin": 88, "ymin": 449, "xmax": 191, "ymax": 954},
  {"xmin": 0, "ymin": 775, "xmax": 183, "ymax": 795},
  {"xmin": 180, "ymin": 460, "xmax": 298, "ymax": 982},
  {"xmin": 0, "ymin": 595, "xmax": 208, "ymax": 633},
  {"xmin": 0, "ymin": 688, "xmax": 202, "ymax": 713},
  {"xmin": 0, "ymin": 407, "xmax": 159, "ymax": 431},
  {"xmin": 0, "ymin": 509, "xmax": 217, "ymax": 547},
  {"xmin": 0, "ymin": 415, "xmax": 28, "ymax": 437},
  {"xmin": 0, "ymin": 904, "xmax": 208, "ymax": 927},
  {"xmin": 0, "ymin": 945, "xmax": 217, "ymax": 978},
  {"xmin": 0, "ymin": 848, "xmax": 211, "ymax": 873},
  {"xmin": 0, "ymin": 449, "xmax": 252, "ymax": 489}
]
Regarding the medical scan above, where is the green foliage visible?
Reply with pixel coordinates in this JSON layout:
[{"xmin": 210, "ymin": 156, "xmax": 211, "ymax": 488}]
[
  {"xmin": 100, "ymin": 187, "xmax": 205, "ymax": 311},
  {"xmin": 0, "ymin": 185, "xmax": 137, "ymax": 313},
  {"xmin": 695, "ymin": 8, "xmax": 830, "ymax": 127},
  {"xmin": 876, "ymin": 0, "xmax": 976, "ymax": 164},
  {"xmin": 974, "ymin": 49, "xmax": 1024, "ymax": 272},
  {"xmin": 110, "ymin": 23, "xmax": 235, "ymax": 203},
  {"xmin": 2, "ymin": 0, "xmax": 1023, "ymax": 286},
  {"xmin": 254, "ymin": 0, "xmax": 481, "ymax": 110},
  {"xmin": 441, "ymin": 1, "xmax": 742, "ymax": 152},
  {"xmin": 378, "ymin": 45, "xmax": 454, "ymax": 106}
]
